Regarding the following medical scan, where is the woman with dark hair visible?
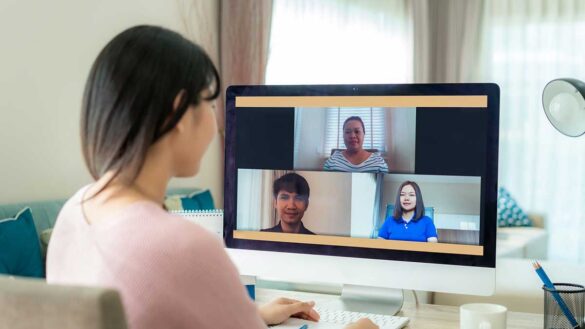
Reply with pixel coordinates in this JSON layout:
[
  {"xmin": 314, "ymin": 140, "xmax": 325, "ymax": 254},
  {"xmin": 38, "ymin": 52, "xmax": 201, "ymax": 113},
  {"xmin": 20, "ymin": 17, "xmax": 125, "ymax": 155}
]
[
  {"xmin": 45, "ymin": 25, "xmax": 380, "ymax": 329},
  {"xmin": 323, "ymin": 116, "xmax": 389, "ymax": 173},
  {"xmin": 377, "ymin": 181, "xmax": 438, "ymax": 242}
]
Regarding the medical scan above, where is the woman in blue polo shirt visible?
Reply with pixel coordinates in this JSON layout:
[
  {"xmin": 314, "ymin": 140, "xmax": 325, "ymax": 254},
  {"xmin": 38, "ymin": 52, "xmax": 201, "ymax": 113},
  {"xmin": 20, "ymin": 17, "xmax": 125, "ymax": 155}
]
[{"xmin": 378, "ymin": 181, "xmax": 438, "ymax": 243}]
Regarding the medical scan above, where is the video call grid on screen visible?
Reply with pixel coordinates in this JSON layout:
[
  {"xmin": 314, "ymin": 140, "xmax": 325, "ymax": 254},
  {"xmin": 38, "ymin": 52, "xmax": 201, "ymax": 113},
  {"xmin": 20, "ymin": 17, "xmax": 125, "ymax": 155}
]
[{"xmin": 224, "ymin": 84, "xmax": 499, "ymax": 268}]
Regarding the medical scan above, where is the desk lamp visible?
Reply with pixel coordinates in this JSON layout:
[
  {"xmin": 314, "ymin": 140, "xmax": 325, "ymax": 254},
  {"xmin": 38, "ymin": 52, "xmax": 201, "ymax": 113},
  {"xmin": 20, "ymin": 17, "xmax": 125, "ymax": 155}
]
[{"xmin": 542, "ymin": 78, "xmax": 585, "ymax": 136}]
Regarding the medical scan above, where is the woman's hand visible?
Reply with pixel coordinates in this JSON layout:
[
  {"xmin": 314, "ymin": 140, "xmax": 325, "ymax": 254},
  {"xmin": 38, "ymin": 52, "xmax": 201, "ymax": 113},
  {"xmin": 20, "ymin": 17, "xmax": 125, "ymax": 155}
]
[
  {"xmin": 258, "ymin": 297, "xmax": 320, "ymax": 325},
  {"xmin": 344, "ymin": 318, "xmax": 379, "ymax": 329}
]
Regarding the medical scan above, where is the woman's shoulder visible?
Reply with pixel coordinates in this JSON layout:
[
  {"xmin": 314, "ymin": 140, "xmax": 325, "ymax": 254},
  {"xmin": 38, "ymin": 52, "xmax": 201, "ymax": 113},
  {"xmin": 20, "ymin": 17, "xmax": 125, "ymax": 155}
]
[
  {"xmin": 418, "ymin": 215, "xmax": 434, "ymax": 223},
  {"xmin": 330, "ymin": 150, "xmax": 346, "ymax": 159}
]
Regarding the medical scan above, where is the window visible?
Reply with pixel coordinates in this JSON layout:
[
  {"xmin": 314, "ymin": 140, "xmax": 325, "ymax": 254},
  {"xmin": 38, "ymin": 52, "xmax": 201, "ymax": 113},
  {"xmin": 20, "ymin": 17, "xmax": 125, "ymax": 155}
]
[
  {"xmin": 265, "ymin": 0, "xmax": 412, "ymax": 85},
  {"xmin": 478, "ymin": 1, "xmax": 585, "ymax": 262},
  {"xmin": 266, "ymin": 0, "xmax": 411, "ymax": 161}
]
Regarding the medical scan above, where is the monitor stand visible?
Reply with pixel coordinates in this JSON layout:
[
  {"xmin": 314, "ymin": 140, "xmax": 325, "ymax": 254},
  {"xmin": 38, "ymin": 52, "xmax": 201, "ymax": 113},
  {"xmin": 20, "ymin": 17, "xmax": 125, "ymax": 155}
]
[{"xmin": 320, "ymin": 284, "xmax": 404, "ymax": 316}]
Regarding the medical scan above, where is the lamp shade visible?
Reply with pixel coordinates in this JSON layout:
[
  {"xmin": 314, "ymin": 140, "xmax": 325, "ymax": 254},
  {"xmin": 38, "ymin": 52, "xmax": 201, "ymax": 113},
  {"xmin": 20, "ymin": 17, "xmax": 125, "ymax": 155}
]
[{"xmin": 542, "ymin": 78, "xmax": 585, "ymax": 137}]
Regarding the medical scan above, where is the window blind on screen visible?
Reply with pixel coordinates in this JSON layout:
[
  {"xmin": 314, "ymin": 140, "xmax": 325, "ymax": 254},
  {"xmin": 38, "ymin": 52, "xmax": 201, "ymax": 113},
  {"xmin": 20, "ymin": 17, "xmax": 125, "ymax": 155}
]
[{"xmin": 324, "ymin": 107, "xmax": 386, "ymax": 156}]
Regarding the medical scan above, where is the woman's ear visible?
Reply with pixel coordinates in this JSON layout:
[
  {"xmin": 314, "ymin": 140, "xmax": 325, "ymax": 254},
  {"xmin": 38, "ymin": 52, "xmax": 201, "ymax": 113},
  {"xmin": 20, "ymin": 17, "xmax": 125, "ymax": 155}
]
[
  {"xmin": 172, "ymin": 89, "xmax": 187, "ymax": 132},
  {"xmin": 173, "ymin": 89, "xmax": 187, "ymax": 111}
]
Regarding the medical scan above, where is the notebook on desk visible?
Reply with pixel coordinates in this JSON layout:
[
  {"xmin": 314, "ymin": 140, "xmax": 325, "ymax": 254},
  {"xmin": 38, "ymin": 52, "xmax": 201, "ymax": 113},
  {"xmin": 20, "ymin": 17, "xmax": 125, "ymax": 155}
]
[{"xmin": 171, "ymin": 209, "xmax": 223, "ymax": 239}]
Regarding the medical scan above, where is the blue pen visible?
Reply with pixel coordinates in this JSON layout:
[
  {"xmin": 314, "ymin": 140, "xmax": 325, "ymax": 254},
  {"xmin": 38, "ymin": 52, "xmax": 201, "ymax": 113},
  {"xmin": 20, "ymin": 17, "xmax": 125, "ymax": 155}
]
[
  {"xmin": 533, "ymin": 261, "xmax": 580, "ymax": 329},
  {"xmin": 298, "ymin": 325, "xmax": 308, "ymax": 329}
]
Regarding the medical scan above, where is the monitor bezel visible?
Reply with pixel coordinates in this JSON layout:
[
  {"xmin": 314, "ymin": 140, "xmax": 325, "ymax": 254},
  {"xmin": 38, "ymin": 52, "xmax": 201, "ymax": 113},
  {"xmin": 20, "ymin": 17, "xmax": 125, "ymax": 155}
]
[{"xmin": 224, "ymin": 83, "xmax": 499, "ymax": 269}]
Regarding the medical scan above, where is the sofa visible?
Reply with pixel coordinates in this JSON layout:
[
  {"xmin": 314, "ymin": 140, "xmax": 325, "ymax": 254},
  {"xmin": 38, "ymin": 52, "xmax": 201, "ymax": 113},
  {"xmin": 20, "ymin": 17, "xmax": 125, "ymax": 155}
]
[
  {"xmin": 0, "ymin": 187, "xmax": 215, "ymax": 278},
  {"xmin": 496, "ymin": 213, "xmax": 547, "ymax": 259}
]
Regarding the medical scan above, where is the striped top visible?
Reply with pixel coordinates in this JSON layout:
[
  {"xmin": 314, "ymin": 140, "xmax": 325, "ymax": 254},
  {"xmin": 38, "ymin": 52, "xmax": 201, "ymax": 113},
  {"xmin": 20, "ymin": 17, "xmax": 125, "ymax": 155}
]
[{"xmin": 323, "ymin": 151, "xmax": 389, "ymax": 173}]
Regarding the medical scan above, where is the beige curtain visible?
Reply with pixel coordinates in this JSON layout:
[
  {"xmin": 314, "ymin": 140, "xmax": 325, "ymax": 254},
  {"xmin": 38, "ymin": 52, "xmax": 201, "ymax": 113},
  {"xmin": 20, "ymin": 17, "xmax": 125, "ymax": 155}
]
[
  {"xmin": 219, "ymin": 0, "xmax": 273, "ymax": 135},
  {"xmin": 413, "ymin": 0, "xmax": 483, "ymax": 83},
  {"xmin": 177, "ymin": 0, "xmax": 272, "ymax": 141},
  {"xmin": 177, "ymin": 0, "xmax": 221, "ymax": 72}
]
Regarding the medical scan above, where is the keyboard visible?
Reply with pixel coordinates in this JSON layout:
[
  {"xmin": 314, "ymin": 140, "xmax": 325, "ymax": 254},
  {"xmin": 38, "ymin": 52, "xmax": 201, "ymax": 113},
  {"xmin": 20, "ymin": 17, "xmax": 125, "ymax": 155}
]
[{"xmin": 314, "ymin": 307, "xmax": 410, "ymax": 329}]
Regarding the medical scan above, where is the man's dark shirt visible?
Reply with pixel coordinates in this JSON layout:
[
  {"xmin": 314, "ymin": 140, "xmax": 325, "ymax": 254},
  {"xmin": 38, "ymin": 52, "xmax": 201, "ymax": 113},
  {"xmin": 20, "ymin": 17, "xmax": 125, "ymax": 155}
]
[{"xmin": 261, "ymin": 221, "xmax": 315, "ymax": 235}]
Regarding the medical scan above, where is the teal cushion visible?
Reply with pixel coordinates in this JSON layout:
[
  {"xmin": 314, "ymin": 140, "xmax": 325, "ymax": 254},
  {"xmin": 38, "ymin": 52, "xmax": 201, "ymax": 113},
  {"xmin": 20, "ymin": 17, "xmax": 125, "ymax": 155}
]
[
  {"xmin": 0, "ymin": 207, "xmax": 44, "ymax": 277},
  {"xmin": 0, "ymin": 200, "xmax": 65, "ymax": 240},
  {"xmin": 497, "ymin": 187, "xmax": 532, "ymax": 227},
  {"xmin": 385, "ymin": 204, "xmax": 435, "ymax": 221},
  {"xmin": 164, "ymin": 189, "xmax": 215, "ymax": 211}
]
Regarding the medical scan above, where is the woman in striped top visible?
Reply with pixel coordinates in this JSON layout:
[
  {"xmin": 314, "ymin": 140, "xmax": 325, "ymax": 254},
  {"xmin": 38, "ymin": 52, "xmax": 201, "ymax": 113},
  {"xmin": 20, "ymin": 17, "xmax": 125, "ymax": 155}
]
[{"xmin": 323, "ymin": 116, "xmax": 389, "ymax": 173}]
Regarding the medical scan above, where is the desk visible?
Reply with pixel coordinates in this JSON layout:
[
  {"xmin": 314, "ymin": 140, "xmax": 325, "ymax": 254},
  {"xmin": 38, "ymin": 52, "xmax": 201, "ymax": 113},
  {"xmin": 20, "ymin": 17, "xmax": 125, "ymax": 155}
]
[{"xmin": 256, "ymin": 288, "xmax": 543, "ymax": 329}]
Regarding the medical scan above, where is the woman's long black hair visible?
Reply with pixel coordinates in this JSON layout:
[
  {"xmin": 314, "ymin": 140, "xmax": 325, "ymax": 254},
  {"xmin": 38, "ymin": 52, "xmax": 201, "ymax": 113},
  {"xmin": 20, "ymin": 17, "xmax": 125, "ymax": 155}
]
[{"xmin": 80, "ymin": 25, "xmax": 220, "ymax": 195}]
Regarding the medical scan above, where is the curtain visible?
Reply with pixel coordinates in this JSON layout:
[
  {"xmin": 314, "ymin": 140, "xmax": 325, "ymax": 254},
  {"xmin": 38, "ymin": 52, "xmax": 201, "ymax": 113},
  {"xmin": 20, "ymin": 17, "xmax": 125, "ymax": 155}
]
[
  {"xmin": 370, "ymin": 173, "xmax": 385, "ymax": 238},
  {"xmin": 219, "ymin": 0, "xmax": 273, "ymax": 136},
  {"xmin": 412, "ymin": 0, "xmax": 483, "ymax": 83},
  {"xmin": 178, "ymin": 0, "xmax": 273, "ymax": 207},
  {"xmin": 477, "ymin": 0, "xmax": 585, "ymax": 262},
  {"xmin": 181, "ymin": 0, "xmax": 272, "ymax": 148},
  {"xmin": 236, "ymin": 170, "xmax": 274, "ymax": 230},
  {"xmin": 265, "ymin": 0, "xmax": 412, "ymax": 84}
]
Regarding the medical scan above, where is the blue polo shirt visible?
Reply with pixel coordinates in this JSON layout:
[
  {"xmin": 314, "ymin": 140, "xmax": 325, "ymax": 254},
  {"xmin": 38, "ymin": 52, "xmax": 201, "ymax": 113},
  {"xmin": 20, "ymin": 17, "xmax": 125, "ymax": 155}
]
[{"xmin": 377, "ymin": 215, "xmax": 437, "ymax": 242}]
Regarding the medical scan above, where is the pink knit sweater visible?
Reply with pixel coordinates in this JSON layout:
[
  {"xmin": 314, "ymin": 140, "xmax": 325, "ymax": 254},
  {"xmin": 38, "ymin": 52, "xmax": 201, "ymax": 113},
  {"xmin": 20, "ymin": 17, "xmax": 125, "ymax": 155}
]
[{"xmin": 46, "ymin": 187, "xmax": 265, "ymax": 329}]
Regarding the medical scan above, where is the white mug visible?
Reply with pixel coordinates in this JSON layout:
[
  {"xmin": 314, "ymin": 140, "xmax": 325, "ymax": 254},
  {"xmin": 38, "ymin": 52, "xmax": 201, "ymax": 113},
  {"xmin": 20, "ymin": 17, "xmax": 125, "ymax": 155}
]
[{"xmin": 460, "ymin": 303, "xmax": 507, "ymax": 329}]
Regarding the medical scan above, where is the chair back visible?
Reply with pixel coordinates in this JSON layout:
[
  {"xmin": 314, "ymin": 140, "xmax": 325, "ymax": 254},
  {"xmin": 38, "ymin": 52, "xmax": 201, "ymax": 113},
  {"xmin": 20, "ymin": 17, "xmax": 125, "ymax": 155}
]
[
  {"xmin": 330, "ymin": 148, "xmax": 379, "ymax": 155},
  {"xmin": 0, "ymin": 275, "xmax": 128, "ymax": 329}
]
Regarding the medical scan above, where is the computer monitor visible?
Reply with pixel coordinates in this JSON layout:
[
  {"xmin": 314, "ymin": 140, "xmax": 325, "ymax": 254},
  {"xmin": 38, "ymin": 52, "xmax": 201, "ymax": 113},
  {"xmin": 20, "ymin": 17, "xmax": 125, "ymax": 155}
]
[{"xmin": 224, "ymin": 84, "xmax": 499, "ymax": 313}]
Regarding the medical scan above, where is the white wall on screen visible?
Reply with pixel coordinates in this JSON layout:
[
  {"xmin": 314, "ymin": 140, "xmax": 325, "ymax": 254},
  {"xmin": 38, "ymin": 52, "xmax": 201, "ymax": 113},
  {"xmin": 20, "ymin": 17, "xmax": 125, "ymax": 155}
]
[
  {"xmin": 299, "ymin": 171, "xmax": 352, "ymax": 236},
  {"xmin": 293, "ymin": 109, "xmax": 327, "ymax": 170},
  {"xmin": 349, "ymin": 173, "xmax": 378, "ymax": 238}
]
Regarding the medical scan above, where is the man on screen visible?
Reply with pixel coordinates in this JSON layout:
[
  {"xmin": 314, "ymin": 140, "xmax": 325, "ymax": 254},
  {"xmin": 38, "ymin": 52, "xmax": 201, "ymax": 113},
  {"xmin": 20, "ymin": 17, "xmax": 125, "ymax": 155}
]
[{"xmin": 262, "ymin": 173, "xmax": 315, "ymax": 235}]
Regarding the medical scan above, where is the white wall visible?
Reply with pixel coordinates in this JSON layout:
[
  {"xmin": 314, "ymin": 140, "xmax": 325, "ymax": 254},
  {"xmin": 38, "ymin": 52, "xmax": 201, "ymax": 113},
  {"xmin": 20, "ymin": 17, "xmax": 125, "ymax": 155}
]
[
  {"xmin": 386, "ymin": 107, "xmax": 416, "ymax": 173},
  {"xmin": 0, "ymin": 0, "xmax": 223, "ymax": 205},
  {"xmin": 293, "ymin": 171, "xmax": 351, "ymax": 236},
  {"xmin": 349, "ymin": 173, "xmax": 378, "ymax": 238}
]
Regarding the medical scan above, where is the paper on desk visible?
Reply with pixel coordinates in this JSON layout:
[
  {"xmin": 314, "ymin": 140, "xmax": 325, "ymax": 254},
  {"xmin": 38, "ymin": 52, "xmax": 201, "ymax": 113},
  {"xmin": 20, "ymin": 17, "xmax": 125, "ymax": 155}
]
[{"xmin": 272, "ymin": 318, "xmax": 342, "ymax": 329}]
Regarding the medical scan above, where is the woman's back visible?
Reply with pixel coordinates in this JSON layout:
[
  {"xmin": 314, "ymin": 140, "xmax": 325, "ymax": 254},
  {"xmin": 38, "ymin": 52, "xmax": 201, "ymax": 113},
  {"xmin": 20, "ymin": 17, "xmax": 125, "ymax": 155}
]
[{"xmin": 47, "ymin": 186, "xmax": 265, "ymax": 329}]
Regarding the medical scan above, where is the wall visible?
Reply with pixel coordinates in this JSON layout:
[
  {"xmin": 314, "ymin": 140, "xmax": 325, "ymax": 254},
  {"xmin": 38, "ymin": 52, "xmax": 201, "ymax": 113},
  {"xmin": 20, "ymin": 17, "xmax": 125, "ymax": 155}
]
[
  {"xmin": 386, "ymin": 107, "xmax": 416, "ymax": 173},
  {"xmin": 0, "ymin": 0, "xmax": 223, "ymax": 205},
  {"xmin": 288, "ymin": 171, "xmax": 352, "ymax": 236},
  {"xmin": 350, "ymin": 173, "xmax": 378, "ymax": 238},
  {"xmin": 293, "ymin": 108, "xmax": 327, "ymax": 170}
]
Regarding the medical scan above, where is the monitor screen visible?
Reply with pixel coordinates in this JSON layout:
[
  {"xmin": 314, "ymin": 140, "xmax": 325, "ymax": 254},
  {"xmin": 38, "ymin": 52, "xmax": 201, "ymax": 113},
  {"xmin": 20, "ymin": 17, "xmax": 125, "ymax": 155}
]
[{"xmin": 224, "ymin": 84, "xmax": 499, "ymax": 271}]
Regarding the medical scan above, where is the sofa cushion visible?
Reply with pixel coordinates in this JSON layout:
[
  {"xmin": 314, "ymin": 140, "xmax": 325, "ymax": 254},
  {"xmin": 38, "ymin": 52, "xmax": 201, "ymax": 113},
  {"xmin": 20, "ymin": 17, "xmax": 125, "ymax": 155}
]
[
  {"xmin": 0, "ymin": 207, "xmax": 44, "ymax": 277},
  {"xmin": 497, "ymin": 187, "xmax": 532, "ymax": 227},
  {"xmin": 40, "ymin": 228, "xmax": 53, "ymax": 259},
  {"xmin": 164, "ymin": 189, "xmax": 215, "ymax": 211},
  {"xmin": 0, "ymin": 200, "xmax": 66, "ymax": 240}
]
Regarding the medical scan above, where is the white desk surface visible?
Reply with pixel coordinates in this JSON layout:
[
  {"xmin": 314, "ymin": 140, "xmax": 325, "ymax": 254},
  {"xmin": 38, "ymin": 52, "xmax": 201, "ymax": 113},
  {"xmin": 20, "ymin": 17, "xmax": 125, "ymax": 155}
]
[{"xmin": 256, "ymin": 288, "xmax": 543, "ymax": 329}]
